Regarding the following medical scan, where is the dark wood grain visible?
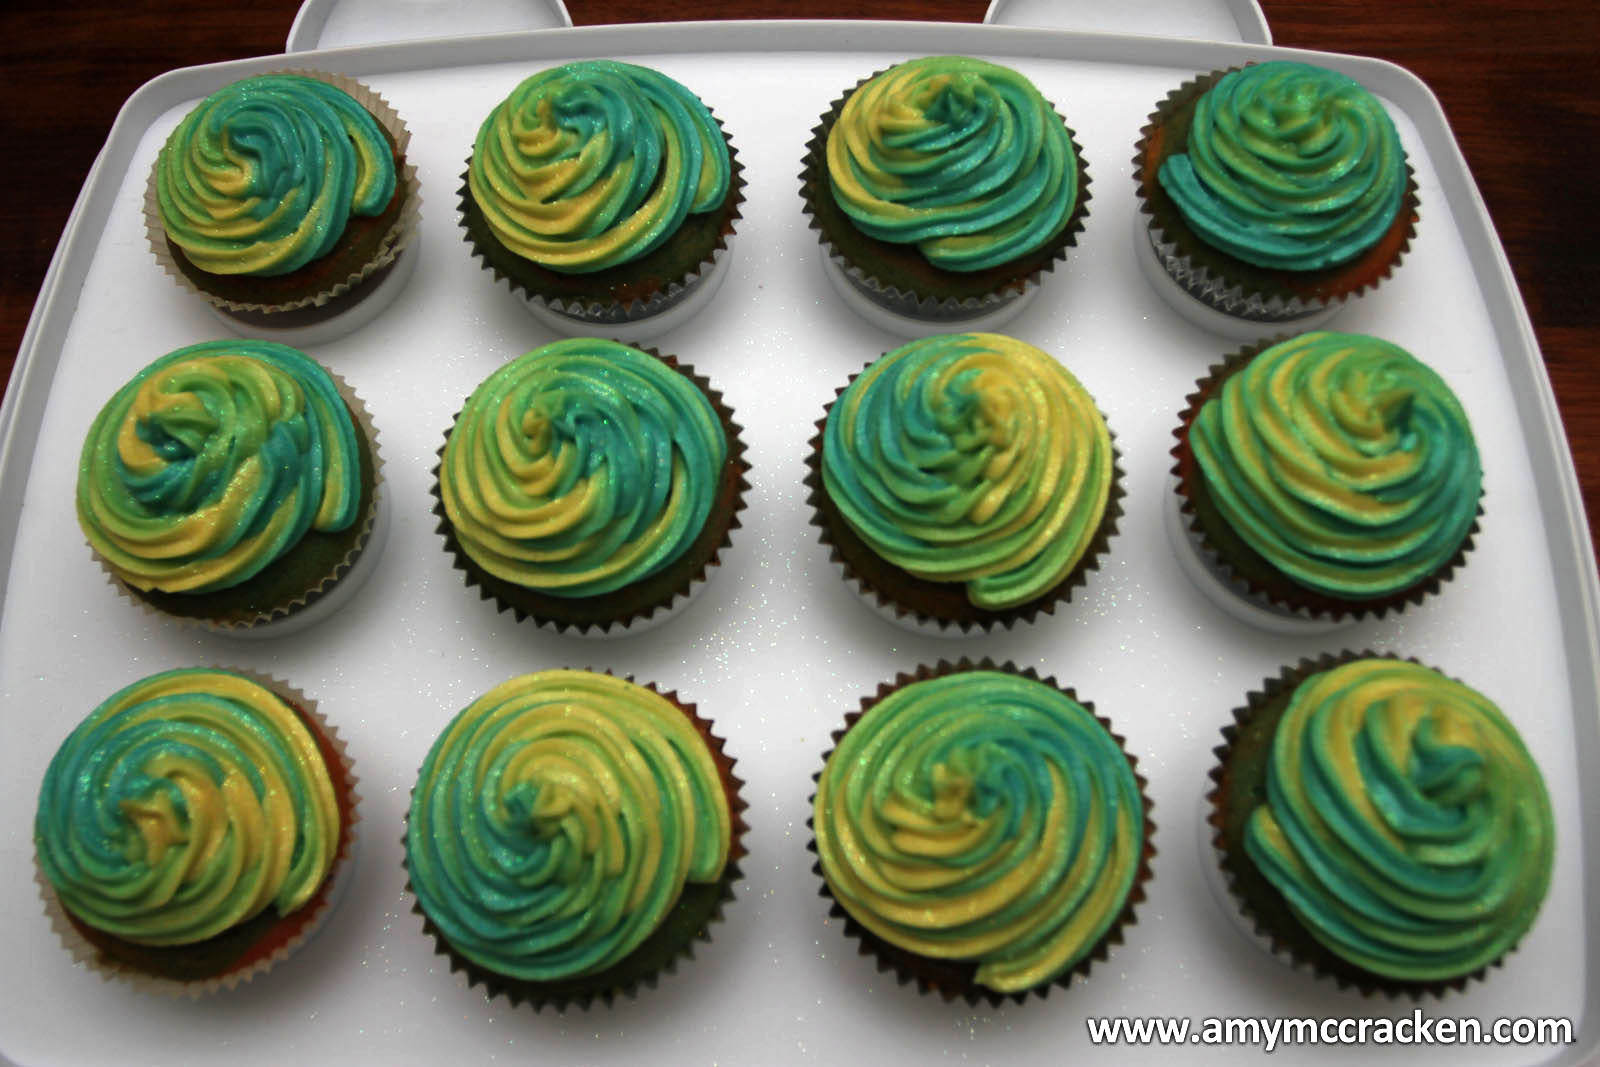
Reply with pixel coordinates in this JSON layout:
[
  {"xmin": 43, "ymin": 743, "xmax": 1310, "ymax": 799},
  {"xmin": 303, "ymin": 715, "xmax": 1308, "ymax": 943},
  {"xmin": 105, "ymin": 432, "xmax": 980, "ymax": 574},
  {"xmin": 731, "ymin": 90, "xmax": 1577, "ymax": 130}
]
[{"xmin": 4, "ymin": 0, "xmax": 1595, "ymax": 554}]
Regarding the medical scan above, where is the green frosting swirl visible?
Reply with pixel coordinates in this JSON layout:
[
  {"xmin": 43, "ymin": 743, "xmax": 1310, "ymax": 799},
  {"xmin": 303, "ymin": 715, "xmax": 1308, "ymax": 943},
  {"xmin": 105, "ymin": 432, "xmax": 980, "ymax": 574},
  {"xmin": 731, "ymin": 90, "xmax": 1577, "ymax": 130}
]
[
  {"xmin": 406, "ymin": 671, "xmax": 732, "ymax": 982},
  {"xmin": 814, "ymin": 670, "xmax": 1143, "ymax": 993},
  {"xmin": 826, "ymin": 56, "xmax": 1078, "ymax": 272},
  {"xmin": 35, "ymin": 668, "xmax": 341, "ymax": 946},
  {"xmin": 1246, "ymin": 659, "xmax": 1554, "ymax": 981},
  {"xmin": 156, "ymin": 73, "xmax": 397, "ymax": 277},
  {"xmin": 76, "ymin": 340, "xmax": 363, "ymax": 595},
  {"xmin": 822, "ymin": 333, "xmax": 1112, "ymax": 610},
  {"xmin": 1190, "ymin": 332, "xmax": 1480, "ymax": 599},
  {"xmin": 468, "ymin": 60, "xmax": 730, "ymax": 273},
  {"xmin": 1158, "ymin": 61, "xmax": 1406, "ymax": 271},
  {"xmin": 440, "ymin": 338, "xmax": 727, "ymax": 598}
]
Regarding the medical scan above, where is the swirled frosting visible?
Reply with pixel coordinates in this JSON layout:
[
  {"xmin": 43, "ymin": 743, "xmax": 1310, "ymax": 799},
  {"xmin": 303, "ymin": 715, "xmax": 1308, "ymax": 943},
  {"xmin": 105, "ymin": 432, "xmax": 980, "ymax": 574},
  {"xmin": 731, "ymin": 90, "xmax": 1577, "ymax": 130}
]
[
  {"xmin": 35, "ymin": 669, "xmax": 340, "ymax": 946},
  {"xmin": 1189, "ymin": 332, "xmax": 1480, "ymax": 599},
  {"xmin": 440, "ymin": 339, "xmax": 727, "ymax": 598},
  {"xmin": 823, "ymin": 333, "xmax": 1112, "ymax": 610},
  {"xmin": 156, "ymin": 73, "xmax": 397, "ymax": 277},
  {"xmin": 1245, "ymin": 659, "xmax": 1554, "ymax": 981},
  {"xmin": 468, "ymin": 60, "xmax": 731, "ymax": 273},
  {"xmin": 77, "ymin": 340, "xmax": 363, "ymax": 594},
  {"xmin": 826, "ymin": 56, "xmax": 1079, "ymax": 272},
  {"xmin": 406, "ymin": 671, "xmax": 732, "ymax": 982},
  {"xmin": 1157, "ymin": 61, "xmax": 1406, "ymax": 271},
  {"xmin": 814, "ymin": 670, "xmax": 1143, "ymax": 993}
]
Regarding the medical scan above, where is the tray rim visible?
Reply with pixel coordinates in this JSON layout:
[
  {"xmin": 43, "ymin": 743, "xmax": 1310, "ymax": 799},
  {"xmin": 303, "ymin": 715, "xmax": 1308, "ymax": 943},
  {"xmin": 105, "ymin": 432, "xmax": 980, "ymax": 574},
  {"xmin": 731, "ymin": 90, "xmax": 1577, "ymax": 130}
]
[{"xmin": 2, "ymin": 19, "xmax": 1596, "ymax": 1066}]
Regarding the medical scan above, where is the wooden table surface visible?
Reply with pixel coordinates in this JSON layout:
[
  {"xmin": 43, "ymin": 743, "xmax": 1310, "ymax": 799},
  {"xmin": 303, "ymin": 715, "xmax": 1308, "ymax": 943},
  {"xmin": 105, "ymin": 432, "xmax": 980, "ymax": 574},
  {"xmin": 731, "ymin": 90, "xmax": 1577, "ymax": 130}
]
[{"xmin": 3, "ymin": 0, "xmax": 1596, "ymax": 547}]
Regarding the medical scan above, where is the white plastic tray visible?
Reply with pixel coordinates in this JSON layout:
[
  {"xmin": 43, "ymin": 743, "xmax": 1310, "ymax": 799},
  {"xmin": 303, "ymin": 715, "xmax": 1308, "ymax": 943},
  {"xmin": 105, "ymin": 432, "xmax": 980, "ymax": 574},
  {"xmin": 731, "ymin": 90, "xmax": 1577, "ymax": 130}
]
[{"xmin": 2, "ymin": 21, "xmax": 1595, "ymax": 1067}]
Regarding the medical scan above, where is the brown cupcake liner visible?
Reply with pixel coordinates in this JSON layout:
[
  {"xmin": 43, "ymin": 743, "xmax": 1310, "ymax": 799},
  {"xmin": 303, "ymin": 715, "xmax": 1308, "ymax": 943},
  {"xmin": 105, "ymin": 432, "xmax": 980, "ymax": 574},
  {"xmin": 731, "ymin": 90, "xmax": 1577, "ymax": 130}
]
[
  {"xmin": 93, "ymin": 368, "xmax": 386, "ymax": 633},
  {"xmin": 146, "ymin": 69, "xmax": 422, "ymax": 319},
  {"xmin": 1206, "ymin": 650, "xmax": 1508, "ymax": 999},
  {"xmin": 460, "ymin": 116, "xmax": 744, "ymax": 325},
  {"xmin": 804, "ymin": 370, "xmax": 1122, "ymax": 634},
  {"xmin": 800, "ymin": 72, "xmax": 1090, "ymax": 321},
  {"xmin": 37, "ymin": 667, "xmax": 361, "ymax": 996},
  {"xmin": 1132, "ymin": 66, "xmax": 1418, "ymax": 322},
  {"xmin": 404, "ymin": 673, "xmax": 748, "ymax": 1011},
  {"xmin": 1169, "ymin": 339, "xmax": 1480, "ymax": 623},
  {"xmin": 432, "ymin": 347, "xmax": 749, "ymax": 636},
  {"xmin": 807, "ymin": 658, "xmax": 1154, "ymax": 1006}
]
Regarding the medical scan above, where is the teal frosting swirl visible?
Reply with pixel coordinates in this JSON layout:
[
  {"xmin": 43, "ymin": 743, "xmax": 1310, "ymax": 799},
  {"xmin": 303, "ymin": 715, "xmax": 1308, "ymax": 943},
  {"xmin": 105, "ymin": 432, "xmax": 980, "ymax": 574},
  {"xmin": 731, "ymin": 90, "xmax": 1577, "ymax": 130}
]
[
  {"xmin": 822, "ymin": 333, "xmax": 1113, "ymax": 610},
  {"xmin": 814, "ymin": 670, "xmax": 1144, "ymax": 993},
  {"xmin": 826, "ymin": 56, "xmax": 1079, "ymax": 272},
  {"xmin": 1245, "ymin": 659, "xmax": 1554, "ymax": 981},
  {"xmin": 468, "ymin": 60, "xmax": 731, "ymax": 273},
  {"xmin": 76, "ymin": 340, "xmax": 363, "ymax": 594},
  {"xmin": 406, "ymin": 670, "xmax": 732, "ymax": 982},
  {"xmin": 1158, "ymin": 61, "xmax": 1405, "ymax": 271},
  {"xmin": 439, "ymin": 339, "xmax": 727, "ymax": 598},
  {"xmin": 156, "ymin": 73, "xmax": 397, "ymax": 277},
  {"xmin": 1190, "ymin": 332, "xmax": 1479, "ymax": 599},
  {"xmin": 35, "ymin": 668, "xmax": 341, "ymax": 946}
]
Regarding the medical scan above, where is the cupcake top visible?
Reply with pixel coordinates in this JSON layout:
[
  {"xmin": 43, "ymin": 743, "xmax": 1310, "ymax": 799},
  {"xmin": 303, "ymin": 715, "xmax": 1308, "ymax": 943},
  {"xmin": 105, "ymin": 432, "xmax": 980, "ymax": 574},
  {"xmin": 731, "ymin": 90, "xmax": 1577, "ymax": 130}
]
[
  {"xmin": 406, "ymin": 670, "xmax": 732, "ymax": 983},
  {"xmin": 813, "ymin": 669, "xmax": 1144, "ymax": 994},
  {"xmin": 468, "ymin": 60, "xmax": 731, "ymax": 274},
  {"xmin": 34, "ymin": 668, "xmax": 340, "ymax": 946},
  {"xmin": 77, "ymin": 340, "xmax": 364, "ymax": 595},
  {"xmin": 1157, "ymin": 61, "xmax": 1406, "ymax": 272},
  {"xmin": 822, "ymin": 333, "xmax": 1112, "ymax": 610},
  {"xmin": 1244, "ymin": 659, "xmax": 1554, "ymax": 981},
  {"xmin": 156, "ymin": 73, "xmax": 398, "ymax": 277},
  {"xmin": 439, "ymin": 338, "xmax": 727, "ymax": 599},
  {"xmin": 1188, "ymin": 331, "xmax": 1480, "ymax": 599},
  {"xmin": 826, "ymin": 56, "xmax": 1079, "ymax": 272}
]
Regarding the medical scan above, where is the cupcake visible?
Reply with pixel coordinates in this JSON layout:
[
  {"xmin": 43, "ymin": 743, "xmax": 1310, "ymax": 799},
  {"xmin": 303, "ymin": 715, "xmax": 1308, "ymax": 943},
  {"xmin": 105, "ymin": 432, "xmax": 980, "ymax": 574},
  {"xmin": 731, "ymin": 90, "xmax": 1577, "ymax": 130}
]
[
  {"xmin": 405, "ymin": 670, "xmax": 745, "ymax": 1009},
  {"xmin": 1207, "ymin": 654, "xmax": 1554, "ymax": 994},
  {"xmin": 433, "ymin": 338, "xmax": 747, "ymax": 635},
  {"xmin": 34, "ymin": 667, "xmax": 358, "ymax": 994},
  {"xmin": 800, "ymin": 55, "xmax": 1089, "ymax": 334},
  {"xmin": 1171, "ymin": 331, "xmax": 1480, "ymax": 623},
  {"xmin": 810, "ymin": 661, "xmax": 1152, "ymax": 1004},
  {"xmin": 77, "ymin": 339, "xmax": 382, "ymax": 633},
  {"xmin": 1133, "ymin": 61, "xmax": 1417, "ymax": 331},
  {"xmin": 460, "ymin": 60, "xmax": 743, "ymax": 339},
  {"xmin": 147, "ymin": 71, "xmax": 420, "ymax": 342},
  {"xmin": 806, "ymin": 332, "xmax": 1120, "ymax": 633}
]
